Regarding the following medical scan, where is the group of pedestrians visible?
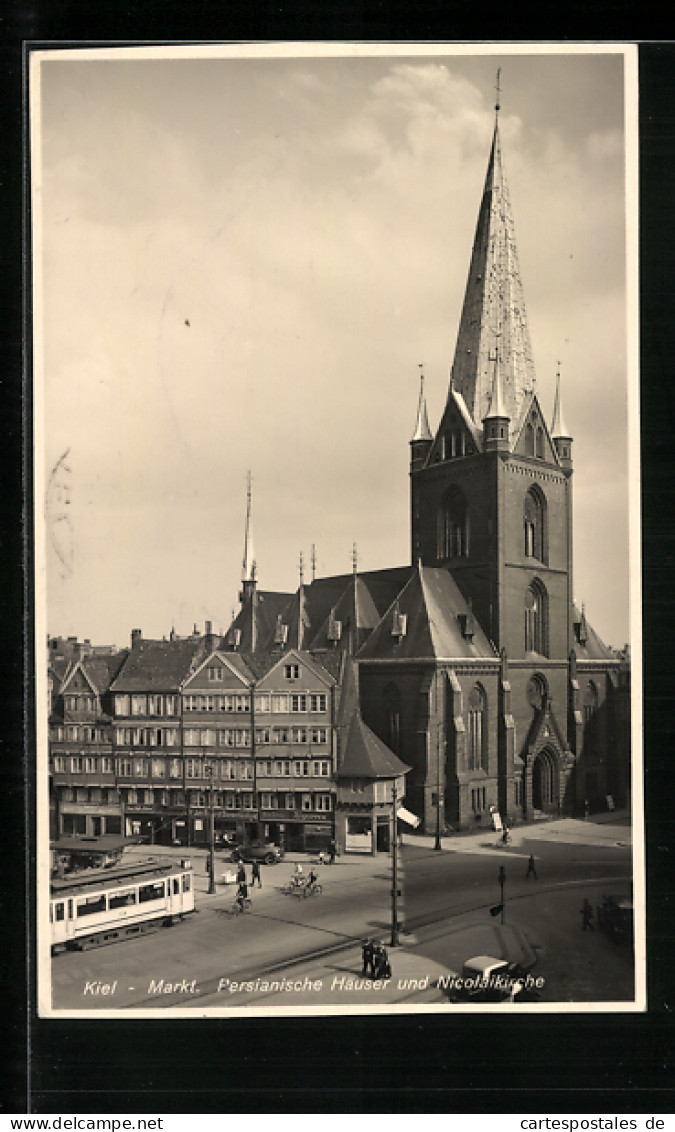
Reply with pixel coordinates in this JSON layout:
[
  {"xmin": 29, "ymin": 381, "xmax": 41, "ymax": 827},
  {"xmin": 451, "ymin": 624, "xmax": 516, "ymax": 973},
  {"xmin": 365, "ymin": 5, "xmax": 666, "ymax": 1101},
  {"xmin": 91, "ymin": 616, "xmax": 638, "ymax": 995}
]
[{"xmin": 361, "ymin": 939, "xmax": 392, "ymax": 980}]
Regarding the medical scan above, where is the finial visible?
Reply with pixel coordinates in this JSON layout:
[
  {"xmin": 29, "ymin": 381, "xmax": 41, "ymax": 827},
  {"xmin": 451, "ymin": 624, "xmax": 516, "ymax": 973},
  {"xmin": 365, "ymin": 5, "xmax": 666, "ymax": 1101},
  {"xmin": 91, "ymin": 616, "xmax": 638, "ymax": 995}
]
[
  {"xmin": 311, "ymin": 543, "xmax": 317, "ymax": 583},
  {"xmin": 352, "ymin": 542, "xmax": 358, "ymax": 576},
  {"xmin": 494, "ymin": 67, "xmax": 501, "ymax": 115},
  {"xmin": 299, "ymin": 550, "xmax": 304, "ymax": 586}
]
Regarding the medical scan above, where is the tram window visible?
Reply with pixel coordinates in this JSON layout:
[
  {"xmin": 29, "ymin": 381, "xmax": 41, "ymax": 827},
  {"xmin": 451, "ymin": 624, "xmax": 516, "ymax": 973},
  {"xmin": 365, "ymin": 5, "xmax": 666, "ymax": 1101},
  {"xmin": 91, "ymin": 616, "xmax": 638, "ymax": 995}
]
[
  {"xmin": 182, "ymin": 873, "xmax": 191, "ymax": 892},
  {"xmin": 172, "ymin": 878, "xmax": 179, "ymax": 895},
  {"xmin": 109, "ymin": 889, "xmax": 137, "ymax": 910},
  {"xmin": 138, "ymin": 881, "xmax": 165, "ymax": 903},
  {"xmin": 77, "ymin": 894, "xmax": 107, "ymax": 917},
  {"xmin": 55, "ymin": 902, "xmax": 65, "ymax": 921}
]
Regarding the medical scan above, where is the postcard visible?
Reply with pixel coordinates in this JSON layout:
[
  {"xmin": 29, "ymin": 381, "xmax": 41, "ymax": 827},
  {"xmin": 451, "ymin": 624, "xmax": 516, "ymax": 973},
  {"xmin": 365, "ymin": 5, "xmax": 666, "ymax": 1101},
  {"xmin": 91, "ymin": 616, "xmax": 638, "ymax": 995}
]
[{"xmin": 32, "ymin": 42, "xmax": 642, "ymax": 1017}]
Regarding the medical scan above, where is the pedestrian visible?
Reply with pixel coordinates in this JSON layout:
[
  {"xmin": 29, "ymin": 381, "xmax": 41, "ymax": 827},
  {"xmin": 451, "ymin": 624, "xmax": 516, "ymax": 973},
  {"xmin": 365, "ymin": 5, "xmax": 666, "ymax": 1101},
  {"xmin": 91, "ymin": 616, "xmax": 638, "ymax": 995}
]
[
  {"xmin": 328, "ymin": 840, "xmax": 336, "ymax": 865},
  {"xmin": 584, "ymin": 799, "xmax": 590, "ymax": 821},
  {"xmin": 501, "ymin": 827, "xmax": 510, "ymax": 845},
  {"xmin": 526, "ymin": 854, "xmax": 537, "ymax": 879},
  {"xmin": 361, "ymin": 939, "xmax": 374, "ymax": 977},
  {"xmin": 374, "ymin": 944, "xmax": 391, "ymax": 980},
  {"xmin": 581, "ymin": 898, "xmax": 594, "ymax": 931},
  {"xmin": 237, "ymin": 860, "xmax": 247, "ymax": 886},
  {"xmin": 251, "ymin": 859, "xmax": 262, "ymax": 889}
]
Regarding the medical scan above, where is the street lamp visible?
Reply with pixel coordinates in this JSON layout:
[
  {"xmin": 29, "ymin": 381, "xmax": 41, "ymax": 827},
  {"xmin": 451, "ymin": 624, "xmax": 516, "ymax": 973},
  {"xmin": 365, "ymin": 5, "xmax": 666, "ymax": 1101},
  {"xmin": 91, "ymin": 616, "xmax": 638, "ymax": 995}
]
[
  {"xmin": 204, "ymin": 763, "xmax": 216, "ymax": 895},
  {"xmin": 434, "ymin": 723, "xmax": 445, "ymax": 851},
  {"xmin": 390, "ymin": 777, "xmax": 400, "ymax": 947}
]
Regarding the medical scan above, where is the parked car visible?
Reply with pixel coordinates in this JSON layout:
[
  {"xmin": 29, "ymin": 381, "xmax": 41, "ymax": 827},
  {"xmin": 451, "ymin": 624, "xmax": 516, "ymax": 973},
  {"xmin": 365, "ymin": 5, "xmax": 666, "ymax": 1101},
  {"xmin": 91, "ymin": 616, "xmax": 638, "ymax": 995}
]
[
  {"xmin": 229, "ymin": 842, "xmax": 284, "ymax": 866},
  {"xmin": 449, "ymin": 956, "xmax": 539, "ymax": 1004},
  {"xmin": 596, "ymin": 894, "xmax": 633, "ymax": 948}
]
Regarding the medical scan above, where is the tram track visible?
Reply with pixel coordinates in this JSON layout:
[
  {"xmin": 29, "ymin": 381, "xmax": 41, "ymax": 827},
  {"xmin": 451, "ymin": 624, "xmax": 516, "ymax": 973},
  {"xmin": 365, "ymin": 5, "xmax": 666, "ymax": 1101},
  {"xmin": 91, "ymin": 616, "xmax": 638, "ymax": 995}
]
[{"xmin": 118, "ymin": 873, "xmax": 632, "ymax": 1009}]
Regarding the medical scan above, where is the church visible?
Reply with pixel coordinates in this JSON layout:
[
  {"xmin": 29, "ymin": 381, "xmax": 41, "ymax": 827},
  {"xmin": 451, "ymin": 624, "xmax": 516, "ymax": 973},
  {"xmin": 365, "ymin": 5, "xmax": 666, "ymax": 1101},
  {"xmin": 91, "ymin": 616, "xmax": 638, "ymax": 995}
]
[{"xmin": 224, "ymin": 105, "xmax": 631, "ymax": 840}]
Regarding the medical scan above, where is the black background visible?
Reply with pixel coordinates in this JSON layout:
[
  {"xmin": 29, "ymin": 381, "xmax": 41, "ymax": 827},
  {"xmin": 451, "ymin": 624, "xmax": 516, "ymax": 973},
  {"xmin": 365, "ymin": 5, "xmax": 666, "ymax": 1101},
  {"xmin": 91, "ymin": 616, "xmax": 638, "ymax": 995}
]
[{"xmin": 1, "ymin": 13, "xmax": 674, "ymax": 1114}]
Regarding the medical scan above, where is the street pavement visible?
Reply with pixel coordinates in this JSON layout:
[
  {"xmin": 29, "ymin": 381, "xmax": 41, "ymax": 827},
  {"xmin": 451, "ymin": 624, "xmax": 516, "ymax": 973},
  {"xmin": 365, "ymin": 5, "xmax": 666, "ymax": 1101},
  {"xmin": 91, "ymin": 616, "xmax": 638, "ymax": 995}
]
[{"xmin": 48, "ymin": 812, "xmax": 637, "ymax": 1013}]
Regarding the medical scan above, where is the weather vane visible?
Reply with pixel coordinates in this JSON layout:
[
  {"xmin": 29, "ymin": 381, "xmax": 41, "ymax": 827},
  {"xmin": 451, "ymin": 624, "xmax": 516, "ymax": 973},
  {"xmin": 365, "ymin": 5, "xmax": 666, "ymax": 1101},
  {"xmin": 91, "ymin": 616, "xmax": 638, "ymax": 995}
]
[{"xmin": 495, "ymin": 67, "xmax": 501, "ymax": 114}]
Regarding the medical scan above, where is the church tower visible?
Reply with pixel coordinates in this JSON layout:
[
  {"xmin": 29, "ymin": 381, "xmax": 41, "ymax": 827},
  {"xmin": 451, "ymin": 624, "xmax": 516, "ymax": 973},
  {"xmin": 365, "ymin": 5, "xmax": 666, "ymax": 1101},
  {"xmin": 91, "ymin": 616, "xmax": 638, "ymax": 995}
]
[{"xmin": 410, "ymin": 97, "xmax": 574, "ymax": 663}]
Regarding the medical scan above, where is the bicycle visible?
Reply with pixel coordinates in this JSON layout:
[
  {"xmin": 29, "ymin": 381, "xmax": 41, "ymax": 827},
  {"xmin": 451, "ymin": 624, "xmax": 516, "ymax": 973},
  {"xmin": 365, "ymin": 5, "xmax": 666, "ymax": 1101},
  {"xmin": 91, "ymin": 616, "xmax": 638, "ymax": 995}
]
[
  {"xmin": 302, "ymin": 882, "xmax": 322, "ymax": 898},
  {"xmin": 232, "ymin": 896, "xmax": 252, "ymax": 915}
]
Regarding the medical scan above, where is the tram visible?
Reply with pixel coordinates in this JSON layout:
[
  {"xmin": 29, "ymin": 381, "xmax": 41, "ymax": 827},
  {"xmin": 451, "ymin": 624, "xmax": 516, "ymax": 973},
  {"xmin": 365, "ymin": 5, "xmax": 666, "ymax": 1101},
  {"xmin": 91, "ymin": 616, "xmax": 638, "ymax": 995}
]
[{"xmin": 49, "ymin": 858, "xmax": 195, "ymax": 954}]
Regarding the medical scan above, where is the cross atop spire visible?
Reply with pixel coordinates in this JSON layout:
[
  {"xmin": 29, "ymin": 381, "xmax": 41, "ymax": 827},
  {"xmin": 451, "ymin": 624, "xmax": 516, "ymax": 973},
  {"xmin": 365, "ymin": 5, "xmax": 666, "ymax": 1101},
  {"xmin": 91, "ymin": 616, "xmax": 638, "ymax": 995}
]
[{"xmin": 494, "ymin": 66, "xmax": 501, "ymax": 115}]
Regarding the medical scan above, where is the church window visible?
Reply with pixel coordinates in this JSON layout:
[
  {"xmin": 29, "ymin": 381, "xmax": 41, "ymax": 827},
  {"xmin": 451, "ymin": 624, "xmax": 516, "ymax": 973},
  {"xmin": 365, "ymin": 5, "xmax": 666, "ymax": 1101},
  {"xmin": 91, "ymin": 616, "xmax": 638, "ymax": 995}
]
[
  {"xmin": 524, "ymin": 580, "xmax": 549, "ymax": 656},
  {"xmin": 525, "ymin": 424, "xmax": 535, "ymax": 457},
  {"xmin": 584, "ymin": 681, "xmax": 598, "ymax": 722},
  {"xmin": 384, "ymin": 682, "xmax": 402, "ymax": 756},
  {"xmin": 467, "ymin": 684, "xmax": 487, "ymax": 772},
  {"xmin": 523, "ymin": 487, "xmax": 547, "ymax": 563},
  {"xmin": 437, "ymin": 486, "xmax": 469, "ymax": 560},
  {"xmin": 526, "ymin": 673, "xmax": 548, "ymax": 710},
  {"xmin": 536, "ymin": 427, "xmax": 545, "ymax": 459}
]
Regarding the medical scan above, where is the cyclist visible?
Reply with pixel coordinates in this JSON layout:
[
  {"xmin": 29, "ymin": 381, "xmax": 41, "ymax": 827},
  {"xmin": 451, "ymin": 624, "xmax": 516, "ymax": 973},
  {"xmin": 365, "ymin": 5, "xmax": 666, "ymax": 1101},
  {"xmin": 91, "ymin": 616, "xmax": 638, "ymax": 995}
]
[
  {"xmin": 236, "ymin": 880, "xmax": 249, "ymax": 912},
  {"xmin": 306, "ymin": 869, "xmax": 319, "ymax": 894}
]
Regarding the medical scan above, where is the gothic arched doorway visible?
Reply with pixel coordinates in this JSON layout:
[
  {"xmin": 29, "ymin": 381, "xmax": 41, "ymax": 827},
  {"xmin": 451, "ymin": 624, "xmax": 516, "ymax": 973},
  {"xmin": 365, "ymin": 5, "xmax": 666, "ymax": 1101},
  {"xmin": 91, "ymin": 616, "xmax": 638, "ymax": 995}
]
[{"xmin": 532, "ymin": 746, "xmax": 560, "ymax": 813}]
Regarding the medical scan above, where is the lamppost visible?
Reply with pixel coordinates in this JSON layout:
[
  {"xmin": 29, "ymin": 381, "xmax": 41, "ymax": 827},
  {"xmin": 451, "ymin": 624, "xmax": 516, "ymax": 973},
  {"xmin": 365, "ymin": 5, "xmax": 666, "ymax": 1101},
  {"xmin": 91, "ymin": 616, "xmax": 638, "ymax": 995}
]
[
  {"xmin": 390, "ymin": 777, "xmax": 400, "ymax": 947},
  {"xmin": 434, "ymin": 723, "xmax": 445, "ymax": 851},
  {"xmin": 204, "ymin": 763, "xmax": 216, "ymax": 895}
]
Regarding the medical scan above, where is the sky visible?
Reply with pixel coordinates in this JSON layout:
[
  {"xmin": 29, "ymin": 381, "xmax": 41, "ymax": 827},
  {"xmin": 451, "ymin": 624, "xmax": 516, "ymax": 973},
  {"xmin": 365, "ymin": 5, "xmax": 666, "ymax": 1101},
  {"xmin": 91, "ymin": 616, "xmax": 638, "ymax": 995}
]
[{"xmin": 33, "ymin": 44, "xmax": 636, "ymax": 652}]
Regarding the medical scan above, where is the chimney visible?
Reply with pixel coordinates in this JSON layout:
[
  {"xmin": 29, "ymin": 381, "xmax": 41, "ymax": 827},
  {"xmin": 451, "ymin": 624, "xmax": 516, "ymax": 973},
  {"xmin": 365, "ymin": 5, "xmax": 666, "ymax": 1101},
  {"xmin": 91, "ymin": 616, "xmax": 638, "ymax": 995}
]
[
  {"xmin": 131, "ymin": 628, "xmax": 142, "ymax": 648},
  {"xmin": 205, "ymin": 620, "xmax": 215, "ymax": 653}
]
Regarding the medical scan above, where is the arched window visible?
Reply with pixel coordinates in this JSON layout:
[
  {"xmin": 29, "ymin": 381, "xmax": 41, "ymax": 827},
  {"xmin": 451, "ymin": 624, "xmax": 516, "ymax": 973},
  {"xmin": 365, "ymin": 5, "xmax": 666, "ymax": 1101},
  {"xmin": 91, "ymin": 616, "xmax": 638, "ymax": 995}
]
[
  {"xmin": 525, "ymin": 423, "xmax": 535, "ymax": 457},
  {"xmin": 523, "ymin": 486, "xmax": 547, "ymax": 563},
  {"xmin": 526, "ymin": 672, "xmax": 548, "ymax": 711},
  {"xmin": 524, "ymin": 579, "xmax": 548, "ymax": 656},
  {"xmin": 437, "ymin": 486, "xmax": 469, "ymax": 561},
  {"xmin": 535, "ymin": 427, "xmax": 545, "ymax": 459},
  {"xmin": 467, "ymin": 684, "xmax": 487, "ymax": 772},
  {"xmin": 583, "ymin": 680, "xmax": 598, "ymax": 725},
  {"xmin": 383, "ymin": 683, "xmax": 401, "ymax": 756}
]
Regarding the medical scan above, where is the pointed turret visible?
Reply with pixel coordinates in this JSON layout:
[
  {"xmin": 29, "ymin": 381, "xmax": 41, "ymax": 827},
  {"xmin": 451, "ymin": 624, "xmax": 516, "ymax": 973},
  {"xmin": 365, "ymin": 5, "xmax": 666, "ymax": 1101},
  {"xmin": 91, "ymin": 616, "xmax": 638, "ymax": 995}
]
[
  {"xmin": 410, "ymin": 366, "xmax": 433, "ymax": 472},
  {"xmin": 550, "ymin": 364, "xmax": 573, "ymax": 473},
  {"xmin": 449, "ymin": 110, "xmax": 536, "ymax": 431},
  {"xmin": 483, "ymin": 343, "xmax": 510, "ymax": 452}
]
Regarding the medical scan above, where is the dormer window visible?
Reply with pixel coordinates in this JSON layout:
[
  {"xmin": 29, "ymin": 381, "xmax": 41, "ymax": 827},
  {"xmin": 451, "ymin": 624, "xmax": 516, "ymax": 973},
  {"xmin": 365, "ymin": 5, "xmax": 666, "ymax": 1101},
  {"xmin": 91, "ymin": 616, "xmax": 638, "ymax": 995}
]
[
  {"xmin": 284, "ymin": 663, "xmax": 300, "ymax": 681},
  {"xmin": 391, "ymin": 611, "xmax": 407, "ymax": 641}
]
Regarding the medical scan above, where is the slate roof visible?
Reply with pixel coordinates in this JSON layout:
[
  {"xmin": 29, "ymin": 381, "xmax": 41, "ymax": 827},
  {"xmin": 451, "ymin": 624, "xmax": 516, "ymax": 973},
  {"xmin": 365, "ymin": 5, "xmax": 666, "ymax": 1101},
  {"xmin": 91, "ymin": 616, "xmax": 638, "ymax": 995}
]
[
  {"xmin": 357, "ymin": 562, "xmax": 497, "ymax": 661},
  {"xmin": 110, "ymin": 638, "xmax": 203, "ymax": 691},
  {"xmin": 78, "ymin": 652, "xmax": 128, "ymax": 694},
  {"xmin": 225, "ymin": 568, "xmax": 413, "ymax": 657},
  {"xmin": 228, "ymin": 590, "xmax": 294, "ymax": 653},
  {"xmin": 571, "ymin": 603, "xmax": 615, "ymax": 662},
  {"xmin": 308, "ymin": 574, "xmax": 382, "ymax": 652},
  {"xmin": 337, "ymin": 712, "xmax": 410, "ymax": 779}
]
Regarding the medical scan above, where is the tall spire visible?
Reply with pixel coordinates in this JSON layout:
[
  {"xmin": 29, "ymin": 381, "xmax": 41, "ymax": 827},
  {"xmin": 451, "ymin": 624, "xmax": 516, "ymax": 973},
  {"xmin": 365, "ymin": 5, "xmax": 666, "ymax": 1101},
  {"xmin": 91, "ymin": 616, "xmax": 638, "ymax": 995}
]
[
  {"xmin": 239, "ymin": 470, "xmax": 257, "ymax": 605},
  {"xmin": 411, "ymin": 364, "xmax": 432, "ymax": 442},
  {"xmin": 449, "ymin": 85, "xmax": 536, "ymax": 431}
]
